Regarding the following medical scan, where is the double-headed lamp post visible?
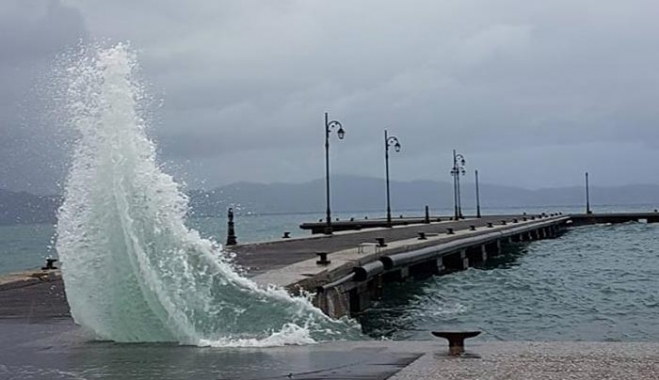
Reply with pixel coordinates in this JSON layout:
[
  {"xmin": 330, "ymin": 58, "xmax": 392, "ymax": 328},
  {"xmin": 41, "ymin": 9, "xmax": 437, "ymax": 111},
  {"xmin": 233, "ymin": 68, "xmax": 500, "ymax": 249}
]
[
  {"xmin": 324, "ymin": 112, "xmax": 346, "ymax": 235},
  {"xmin": 450, "ymin": 150, "xmax": 466, "ymax": 220},
  {"xmin": 384, "ymin": 130, "xmax": 401, "ymax": 226}
]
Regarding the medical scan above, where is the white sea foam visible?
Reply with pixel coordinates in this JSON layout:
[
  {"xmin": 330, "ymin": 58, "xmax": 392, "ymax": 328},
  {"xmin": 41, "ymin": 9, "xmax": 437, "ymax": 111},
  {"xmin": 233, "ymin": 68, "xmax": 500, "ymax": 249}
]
[{"xmin": 56, "ymin": 43, "xmax": 360, "ymax": 346}]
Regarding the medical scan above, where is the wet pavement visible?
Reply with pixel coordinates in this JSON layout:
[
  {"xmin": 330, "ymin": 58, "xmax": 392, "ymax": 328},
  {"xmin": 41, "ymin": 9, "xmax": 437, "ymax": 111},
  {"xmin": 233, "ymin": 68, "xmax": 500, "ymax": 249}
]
[
  {"xmin": 0, "ymin": 320, "xmax": 423, "ymax": 380},
  {"xmin": 4, "ymin": 320, "xmax": 659, "ymax": 380}
]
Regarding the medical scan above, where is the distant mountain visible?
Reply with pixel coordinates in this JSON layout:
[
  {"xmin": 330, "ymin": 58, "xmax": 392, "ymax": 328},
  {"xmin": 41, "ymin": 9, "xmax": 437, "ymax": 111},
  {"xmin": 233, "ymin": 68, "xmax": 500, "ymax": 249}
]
[
  {"xmin": 188, "ymin": 175, "xmax": 659, "ymax": 216},
  {"xmin": 2, "ymin": 177, "xmax": 658, "ymax": 224}
]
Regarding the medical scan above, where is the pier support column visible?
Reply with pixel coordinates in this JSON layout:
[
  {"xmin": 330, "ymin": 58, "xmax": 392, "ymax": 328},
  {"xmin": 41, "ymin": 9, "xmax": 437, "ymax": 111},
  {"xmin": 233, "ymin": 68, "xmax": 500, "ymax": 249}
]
[
  {"xmin": 316, "ymin": 288, "xmax": 349, "ymax": 319},
  {"xmin": 436, "ymin": 258, "xmax": 445, "ymax": 274},
  {"xmin": 349, "ymin": 283, "xmax": 372, "ymax": 316},
  {"xmin": 384, "ymin": 267, "xmax": 409, "ymax": 282},
  {"xmin": 443, "ymin": 250, "xmax": 468, "ymax": 271},
  {"xmin": 372, "ymin": 275, "xmax": 384, "ymax": 301},
  {"xmin": 484, "ymin": 240, "xmax": 501, "ymax": 256},
  {"xmin": 551, "ymin": 225, "xmax": 558, "ymax": 237},
  {"xmin": 466, "ymin": 245, "xmax": 487, "ymax": 266}
]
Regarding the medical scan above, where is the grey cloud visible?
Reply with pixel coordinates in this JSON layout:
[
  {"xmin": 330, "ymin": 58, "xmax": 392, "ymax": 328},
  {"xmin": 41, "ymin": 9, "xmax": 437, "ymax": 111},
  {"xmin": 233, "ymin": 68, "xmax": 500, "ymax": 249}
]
[
  {"xmin": 3, "ymin": 0, "xmax": 659, "ymax": 192},
  {"xmin": 0, "ymin": 0, "xmax": 87, "ymax": 193}
]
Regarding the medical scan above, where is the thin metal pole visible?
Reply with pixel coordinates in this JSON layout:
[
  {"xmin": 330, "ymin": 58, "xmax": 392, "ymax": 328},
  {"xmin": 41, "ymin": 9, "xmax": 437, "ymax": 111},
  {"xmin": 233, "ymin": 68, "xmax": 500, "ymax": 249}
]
[
  {"xmin": 452, "ymin": 150, "xmax": 459, "ymax": 220},
  {"xmin": 385, "ymin": 130, "xmax": 392, "ymax": 226},
  {"xmin": 475, "ymin": 170, "xmax": 481, "ymax": 218},
  {"xmin": 457, "ymin": 170, "xmax": 463, "ymax": 219},
  {"xmin": 585, "ymin": 172, "xmax": 591, "ymax": 214},
  {"xmin": 324, "ymin": 112, "xmax": 332, "ymax": 234}
]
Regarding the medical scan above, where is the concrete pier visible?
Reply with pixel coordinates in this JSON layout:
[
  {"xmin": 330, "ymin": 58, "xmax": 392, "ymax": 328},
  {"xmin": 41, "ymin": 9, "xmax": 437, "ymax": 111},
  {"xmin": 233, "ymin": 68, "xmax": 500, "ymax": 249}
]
[
  {"xmin": 569, "ymin": 212, "xmax": 659, "ymax": 226},
  {"xmin": 257, "ymin": 215, "xmax": 569, "ymax": 318}
]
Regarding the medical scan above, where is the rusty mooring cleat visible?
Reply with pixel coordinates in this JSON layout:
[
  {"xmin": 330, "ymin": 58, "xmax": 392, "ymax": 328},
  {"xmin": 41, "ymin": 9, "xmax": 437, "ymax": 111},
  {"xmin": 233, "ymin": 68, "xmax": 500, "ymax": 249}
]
[{"xmin": 432, "ymin": 331, "xmax": 481, "ymax": 356}]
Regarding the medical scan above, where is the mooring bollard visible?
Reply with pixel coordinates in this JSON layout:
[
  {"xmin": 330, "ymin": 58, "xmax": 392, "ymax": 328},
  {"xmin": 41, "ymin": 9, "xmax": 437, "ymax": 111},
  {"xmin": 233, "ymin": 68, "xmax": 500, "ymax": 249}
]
[
  {"xmin": 469, "ymin": 225, "xmax": 476, "ymax": 231},
  {"xmin": 376, "ymin": 237, "xmax": 387, "ymax": 247},
  {"xmin": 513, "ymin": 218, "xmax": 518, "ymax": 223},
  {"xmin": 446, "ymin": 227, "xmax": 454, "ymax": 235},
  {"xmin": 523, "ymin": 217, "xmax": 527, "ymax": 221},
  {"xmin": 487, "ymin": 222, "xmax": 493, "ymax": 228},
  {"xmin": 418, "ymin": 232, "xmax": 427, "ymax": 240},
  {"xmin": 41, "ymin": 258, "xmax": 58, "ymax": 271},
  {"xmin": 226, "ymin": 208, "xmax": 237, "ymax": 246},
  {"xmin": 432, "ymin": 331, "xmax": 481, "ymax": 356},
  {"xmin": 316, "ymin": 252, "xmax": 331, "ymax": 265},
  {"xmin": 282, "ymin": 231, "xmax": 291, "ymax": 239},
  {"xmin": 501, "ymin": 220, "xmax": 507, "ymax": 225}
]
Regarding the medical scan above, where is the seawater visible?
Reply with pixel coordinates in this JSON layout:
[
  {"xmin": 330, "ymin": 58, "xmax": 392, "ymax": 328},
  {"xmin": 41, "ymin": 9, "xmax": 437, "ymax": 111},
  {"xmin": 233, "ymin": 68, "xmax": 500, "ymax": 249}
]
[
  {"xmin": 360, "ymin": 221, "xmax": 659, "ymax": 342},
  {"xmin": 53, "ymin": 44, "xmax": 360, "ymax": 346}
]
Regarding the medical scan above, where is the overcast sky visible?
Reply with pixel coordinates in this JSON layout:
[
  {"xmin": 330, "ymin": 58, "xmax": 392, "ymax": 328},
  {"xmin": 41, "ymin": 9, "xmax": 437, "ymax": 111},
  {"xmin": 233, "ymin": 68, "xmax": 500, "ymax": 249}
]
[{"xmin": 2, "ymin": 0, "xmax": 658, "ymax": 193}]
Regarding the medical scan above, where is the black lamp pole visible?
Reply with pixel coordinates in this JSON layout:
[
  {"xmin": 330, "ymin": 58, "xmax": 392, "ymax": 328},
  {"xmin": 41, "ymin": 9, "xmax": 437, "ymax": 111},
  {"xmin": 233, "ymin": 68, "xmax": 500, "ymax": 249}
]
[
  {"xmin": 451, "ymin": 150, "xmax": 466, "ymax": 220},
  {"xmin": 475, "ymin": 170, "xmax": 481, "ymax": 218},
  {"xmin": 585, "ymin": 172, "xmax": 592, "ymax": 215},
  {"xmin": 324, "ymin": 112, "xmax": 345, "ymax": 235},
  {"xmin": 384, "ymin": 130, "xmax": 401, "ymax": 226}
]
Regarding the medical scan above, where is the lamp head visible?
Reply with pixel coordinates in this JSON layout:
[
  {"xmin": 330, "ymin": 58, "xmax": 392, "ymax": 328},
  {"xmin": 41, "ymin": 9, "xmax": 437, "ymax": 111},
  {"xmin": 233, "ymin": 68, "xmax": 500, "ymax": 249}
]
[
  {"xmin": 394, "ymin": 142, "xmax": 401, "ymax": 152},
  {"xmin": 337, "ymin": 127, "xmax": 345, "ymax": 140}
]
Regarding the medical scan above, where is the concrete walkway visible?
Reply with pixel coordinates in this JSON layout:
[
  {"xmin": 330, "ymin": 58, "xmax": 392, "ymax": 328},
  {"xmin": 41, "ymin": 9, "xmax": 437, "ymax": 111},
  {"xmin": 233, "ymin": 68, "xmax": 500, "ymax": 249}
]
[
  {"xmin": 391, "ymin": 341, "xmax": 659, "ymax": 380},
  {"xmin": 229, "ymin": 214, "xmax": 530, "ymax": 276}
]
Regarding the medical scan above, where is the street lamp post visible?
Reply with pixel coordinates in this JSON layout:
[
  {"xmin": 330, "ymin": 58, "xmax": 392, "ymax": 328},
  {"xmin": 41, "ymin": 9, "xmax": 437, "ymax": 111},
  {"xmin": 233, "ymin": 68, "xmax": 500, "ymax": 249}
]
[
  {"xmin": 585, "ymin": 172, "xmax": 592, "ymax": 214},
  {"xmin": 475, "ymin": 170, "xmax": 482, "ymax": 218},
  {"xmin": 450, "ymin": 150, "xmax": 466, "ymax": 220},
  {"xmin": 324, "ymin": 112, "xmax": 346, "ymax": 235},
  {"xmin": 384, "ymin": 130, "xmax": 401, "ymax": 226}
]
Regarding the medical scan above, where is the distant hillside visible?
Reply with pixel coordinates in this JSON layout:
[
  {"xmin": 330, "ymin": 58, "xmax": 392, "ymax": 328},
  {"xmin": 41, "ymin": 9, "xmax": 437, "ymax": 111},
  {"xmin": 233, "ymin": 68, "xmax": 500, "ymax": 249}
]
[
  {"xmin": 2, "ymin": 177, "xmax": 659, "ymax": 224},
  {"xmin": 188, "ymin": 175, "xmax": 659, "ymax": 216}
]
